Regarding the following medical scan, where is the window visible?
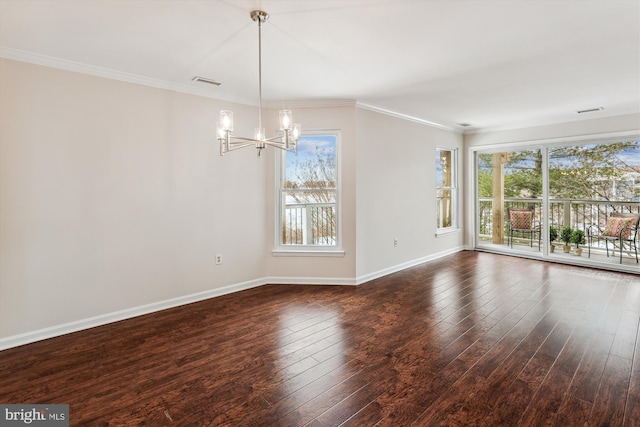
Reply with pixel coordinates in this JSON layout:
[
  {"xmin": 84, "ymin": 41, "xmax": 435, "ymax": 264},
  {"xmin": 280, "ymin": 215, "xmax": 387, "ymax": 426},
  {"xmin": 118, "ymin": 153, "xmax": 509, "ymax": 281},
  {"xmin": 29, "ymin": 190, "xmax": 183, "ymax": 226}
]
[
  {"xmin": 436, "ymin": 147, "xmax": 457, "ymax": 232},
  {"xmin": 277, "ymin": 132, "xmax": 339, "ymax": 251}
]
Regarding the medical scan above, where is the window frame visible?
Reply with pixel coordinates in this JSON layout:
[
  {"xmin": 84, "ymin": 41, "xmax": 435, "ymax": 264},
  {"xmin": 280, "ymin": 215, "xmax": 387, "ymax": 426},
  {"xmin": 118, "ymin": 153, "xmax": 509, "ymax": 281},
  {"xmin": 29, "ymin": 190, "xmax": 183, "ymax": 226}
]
[
  {"xmin": 436, "ymin": 146, "xmax": 459, "ymax": 236},
  {"xmin": 273, "ymin": 130, "xmax": 344, "ymax": 257}
]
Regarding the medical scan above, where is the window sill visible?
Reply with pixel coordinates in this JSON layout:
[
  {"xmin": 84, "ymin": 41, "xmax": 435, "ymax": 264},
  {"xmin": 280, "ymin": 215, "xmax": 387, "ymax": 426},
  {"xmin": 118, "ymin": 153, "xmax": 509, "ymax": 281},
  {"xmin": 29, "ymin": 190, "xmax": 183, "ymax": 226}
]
[
  {"xmin": 272, "ymin": 248, "xmax": 346, "ymax": 257},
  {"xmin": 436, "ymin": 227, "xmax": 461, "ymax": 237}
]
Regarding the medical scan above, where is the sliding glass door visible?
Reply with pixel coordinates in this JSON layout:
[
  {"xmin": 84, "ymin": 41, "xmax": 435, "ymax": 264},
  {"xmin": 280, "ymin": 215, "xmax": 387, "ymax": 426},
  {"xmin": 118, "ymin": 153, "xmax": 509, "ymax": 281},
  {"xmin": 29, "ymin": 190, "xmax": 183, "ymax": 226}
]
[{"xmin": 474, "ymin": 139, "xmax": 640, "ymax": 272}]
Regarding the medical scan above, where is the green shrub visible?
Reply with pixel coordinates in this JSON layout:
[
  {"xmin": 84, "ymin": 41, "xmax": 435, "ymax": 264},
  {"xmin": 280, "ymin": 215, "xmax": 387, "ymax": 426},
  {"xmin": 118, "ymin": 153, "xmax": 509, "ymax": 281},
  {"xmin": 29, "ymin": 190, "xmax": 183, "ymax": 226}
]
[
  {"xmin": 571, "ymin": 229, "xmax": 586, "ymax": 247},
  {"xmin": 560, "ymin": 226, "xmax": 573, "ymax": 245}
]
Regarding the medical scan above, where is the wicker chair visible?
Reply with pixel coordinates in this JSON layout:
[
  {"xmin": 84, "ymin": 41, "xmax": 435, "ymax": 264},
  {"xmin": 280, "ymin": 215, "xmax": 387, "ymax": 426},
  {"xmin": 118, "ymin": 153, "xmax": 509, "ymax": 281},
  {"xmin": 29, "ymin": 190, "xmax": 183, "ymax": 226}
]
[
  {"xmin": 587, "ymin": 212, "xmax": 639, "ymax": 264},
  {"xmin": 507, "ymin": 207, "xmax": 541, "ymax": 249}
]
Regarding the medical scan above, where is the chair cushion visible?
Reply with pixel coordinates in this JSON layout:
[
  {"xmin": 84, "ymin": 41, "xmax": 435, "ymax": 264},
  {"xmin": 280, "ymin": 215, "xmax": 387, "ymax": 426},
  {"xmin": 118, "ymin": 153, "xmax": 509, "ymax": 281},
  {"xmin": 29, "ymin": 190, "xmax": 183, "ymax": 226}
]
[
  {"xmin": 603, "ymin": 216, "xmax": 636, "ymax": 239},
  {"xmin": 510, "ymin": 210, "xmax": 533, "ymax": 230}
]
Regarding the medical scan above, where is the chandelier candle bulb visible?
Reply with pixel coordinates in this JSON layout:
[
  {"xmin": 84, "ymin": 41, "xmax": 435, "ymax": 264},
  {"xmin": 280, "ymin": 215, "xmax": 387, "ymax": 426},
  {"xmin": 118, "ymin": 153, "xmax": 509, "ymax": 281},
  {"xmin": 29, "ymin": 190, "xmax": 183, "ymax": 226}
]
[
  {"xmin": 279, "ymin": 110, "xmax": 292, "ymax": 130},
  {"xmin": 220, "ymin": 111, "xmax": 233, "ymax": 131}
]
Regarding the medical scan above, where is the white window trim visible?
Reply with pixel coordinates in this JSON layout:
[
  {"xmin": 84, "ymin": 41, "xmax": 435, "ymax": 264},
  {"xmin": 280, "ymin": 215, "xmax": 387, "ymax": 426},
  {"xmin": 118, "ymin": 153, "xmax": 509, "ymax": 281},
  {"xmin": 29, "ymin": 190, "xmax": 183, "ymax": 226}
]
[
  {"xmin": 436, "ymin": 146, "xmax": 459, "ymax": 235},
  {"xmin": 273, "ymin": 130, "xmax": 343, "ymax": 256},
  {"xmin": 272, "ymin": 249, "xmax": 345, "ymax": 257},
  {"xmin": 435, "ymin": 227, "xmax": 462, "ymax": 238}
]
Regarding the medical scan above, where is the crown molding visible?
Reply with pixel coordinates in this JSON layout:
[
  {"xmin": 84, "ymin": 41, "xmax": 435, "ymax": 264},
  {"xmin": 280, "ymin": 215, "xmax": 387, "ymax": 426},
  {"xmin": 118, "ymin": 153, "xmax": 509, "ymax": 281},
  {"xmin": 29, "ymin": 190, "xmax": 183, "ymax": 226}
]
[
  {"xmin": 2, "ymin": 47, "xmax": 461, "ymax": 132},
  {"xmin": 0, "ymin": 46, "xmax": 256, "ymax": 104},
  {"xmin": 462, "ymin": 111, "xmax": 640, "ymax": 135},
  {"xmin": 0, "ymin": 48, "xmax": 359, "ymax": 111},
  {"xmin": 356, "ymin": 101, "xmax": 460, "ymax": 133}
]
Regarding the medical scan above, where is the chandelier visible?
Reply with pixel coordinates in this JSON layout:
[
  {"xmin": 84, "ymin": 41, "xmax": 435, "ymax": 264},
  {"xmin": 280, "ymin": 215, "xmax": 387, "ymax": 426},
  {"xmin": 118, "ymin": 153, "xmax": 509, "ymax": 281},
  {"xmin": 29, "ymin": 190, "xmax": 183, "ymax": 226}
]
[{"xmin": 218, "ymin": 10, "xmax": 301, "ymax": 158}]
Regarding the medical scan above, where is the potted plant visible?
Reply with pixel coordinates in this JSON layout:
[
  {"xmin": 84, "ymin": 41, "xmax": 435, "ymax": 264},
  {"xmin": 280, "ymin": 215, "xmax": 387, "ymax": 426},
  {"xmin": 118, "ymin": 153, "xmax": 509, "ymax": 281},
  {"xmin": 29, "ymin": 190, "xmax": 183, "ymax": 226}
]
[
  {"xmin": 560, "ymin": 226, "xmax": 573, "ymax": 253},
  {"xmin": 549, "ymin": 226, "xmax": 558, "ymax": 253},
  {"xmin": 571, "ymin": 229, "xmax": 586, "ymax": 256}
]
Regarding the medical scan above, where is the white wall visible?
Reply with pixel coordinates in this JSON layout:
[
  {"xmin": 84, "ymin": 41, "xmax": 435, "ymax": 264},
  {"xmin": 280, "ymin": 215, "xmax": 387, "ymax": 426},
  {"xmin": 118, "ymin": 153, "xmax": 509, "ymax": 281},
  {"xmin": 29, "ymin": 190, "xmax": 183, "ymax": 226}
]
[
  {"xmin": 0, "ymin": 59, "xmax": 268, "ymax": 339},
  {"xmin": 354, "ymin": 108, "xmax": 464, "ymax": 279},
  {"xmin": 0, "ymin": 58, "xmax": 466, "ymax": 346}
]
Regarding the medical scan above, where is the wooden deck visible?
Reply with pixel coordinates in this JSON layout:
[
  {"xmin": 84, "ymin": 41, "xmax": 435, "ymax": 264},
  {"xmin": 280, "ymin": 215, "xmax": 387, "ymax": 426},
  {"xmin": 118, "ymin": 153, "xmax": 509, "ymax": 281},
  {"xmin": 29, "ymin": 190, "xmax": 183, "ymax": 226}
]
[{"xmin": 1, "ymin": 251, "xmax": 639, "ymax": 426}]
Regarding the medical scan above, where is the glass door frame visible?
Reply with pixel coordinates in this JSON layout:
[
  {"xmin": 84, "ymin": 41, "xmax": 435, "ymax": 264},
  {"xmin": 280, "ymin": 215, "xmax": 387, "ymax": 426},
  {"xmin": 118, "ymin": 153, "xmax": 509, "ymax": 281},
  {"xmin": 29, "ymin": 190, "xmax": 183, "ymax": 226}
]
[{"xmin": 467, "ymin": 131, "xmax": 640, "ymax": 274}]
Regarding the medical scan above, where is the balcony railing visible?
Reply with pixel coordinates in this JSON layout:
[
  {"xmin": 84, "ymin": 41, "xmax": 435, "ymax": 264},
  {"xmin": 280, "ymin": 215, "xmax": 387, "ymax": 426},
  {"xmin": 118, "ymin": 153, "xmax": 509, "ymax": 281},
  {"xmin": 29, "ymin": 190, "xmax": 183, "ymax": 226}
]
[
  {"xmin": 479, "ymin": 198, "xmax": 640, "ymax": 243},
  {"xmin": 283, "ymin": 202, "xmax": 336, "ymax": 245}
]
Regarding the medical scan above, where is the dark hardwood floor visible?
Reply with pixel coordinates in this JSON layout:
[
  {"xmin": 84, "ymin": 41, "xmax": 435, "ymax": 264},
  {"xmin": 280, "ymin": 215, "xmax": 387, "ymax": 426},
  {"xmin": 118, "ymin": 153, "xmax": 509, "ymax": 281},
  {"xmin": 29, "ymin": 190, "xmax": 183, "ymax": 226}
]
[{"xmin": 1, "ymin": 251, "xmax": 640, "ymax": 426}]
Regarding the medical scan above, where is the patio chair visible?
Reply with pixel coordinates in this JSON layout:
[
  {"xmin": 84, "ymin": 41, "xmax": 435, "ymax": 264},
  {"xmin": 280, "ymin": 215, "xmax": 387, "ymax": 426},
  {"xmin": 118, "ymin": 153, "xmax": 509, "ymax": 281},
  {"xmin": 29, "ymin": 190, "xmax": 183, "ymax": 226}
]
[
  {"xmin": 507, "ymin": 207, "xmax": 541, "ymax": 249},
  {"xmin": 587, "ymin": 212, "xmax": 639, "ymax": 264}
]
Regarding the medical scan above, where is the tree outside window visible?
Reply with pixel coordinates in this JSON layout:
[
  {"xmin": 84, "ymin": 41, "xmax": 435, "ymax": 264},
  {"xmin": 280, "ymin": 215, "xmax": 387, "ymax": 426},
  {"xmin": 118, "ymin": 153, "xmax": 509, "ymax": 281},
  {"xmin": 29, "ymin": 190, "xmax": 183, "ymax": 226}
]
[{"xmin": 477, "ymin": 141, "xmax": 639, "ymax": 201}]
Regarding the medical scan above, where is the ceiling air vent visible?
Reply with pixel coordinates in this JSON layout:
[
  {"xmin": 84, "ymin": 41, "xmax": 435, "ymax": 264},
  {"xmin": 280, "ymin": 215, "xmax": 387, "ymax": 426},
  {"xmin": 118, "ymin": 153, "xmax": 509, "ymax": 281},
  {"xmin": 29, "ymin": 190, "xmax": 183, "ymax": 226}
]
[
  {"xmin": 576, "ymin": 107, "xmax": 603, "ymax": 114},
  {"xmin": 192, "ymin": 76, "xmax": 222, "ymax": 86}
]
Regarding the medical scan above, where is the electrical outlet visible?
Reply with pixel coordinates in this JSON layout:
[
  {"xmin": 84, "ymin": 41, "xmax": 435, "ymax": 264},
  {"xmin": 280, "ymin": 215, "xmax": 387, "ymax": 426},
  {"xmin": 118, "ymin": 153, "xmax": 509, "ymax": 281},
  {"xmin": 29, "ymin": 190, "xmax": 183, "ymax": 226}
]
[
  {"xmin": 215, "ymin": 254, "xmax": 223, "ymax": 265},
  {"xmin": 394, "ymin": 238, "xmax": 398, "ymax": 247}
]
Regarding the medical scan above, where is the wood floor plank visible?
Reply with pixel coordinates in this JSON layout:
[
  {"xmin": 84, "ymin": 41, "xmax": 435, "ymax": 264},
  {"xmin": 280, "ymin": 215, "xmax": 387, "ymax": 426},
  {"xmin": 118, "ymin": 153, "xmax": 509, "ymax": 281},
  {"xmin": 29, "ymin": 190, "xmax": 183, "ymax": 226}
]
[
  {"xmin": 1, "ymin": 251, "xmax": 638, "ymax": 426},
  {"xmin": 589, "ymin": 354, "xmax": 633, "ymax": 427},
  {"xmin": 569, "ymin": 330, "xmax": 616, "ymax": 403},
  {"xmin": 275, "ymin": 360, "xmax": 387, "ymax": 426},
  {"xmin": 624, "ymin": 325, "xmax": 640, "ymax": 427},
  {"xmin": 340, "ymin": 400, "xmax": 383, "ymax": 426},
  {"xmin": 554, "ymin": 396, "xmax": 593, "ymax": 427}
]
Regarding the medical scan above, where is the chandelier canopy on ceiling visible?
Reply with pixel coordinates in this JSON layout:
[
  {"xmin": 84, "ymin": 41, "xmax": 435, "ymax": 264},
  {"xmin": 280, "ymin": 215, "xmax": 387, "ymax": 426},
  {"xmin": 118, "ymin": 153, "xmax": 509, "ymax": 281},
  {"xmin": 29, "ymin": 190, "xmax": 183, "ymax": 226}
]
[{"xmin": 218, "ymin": 10, "xmax": 301, "ymax": 158}]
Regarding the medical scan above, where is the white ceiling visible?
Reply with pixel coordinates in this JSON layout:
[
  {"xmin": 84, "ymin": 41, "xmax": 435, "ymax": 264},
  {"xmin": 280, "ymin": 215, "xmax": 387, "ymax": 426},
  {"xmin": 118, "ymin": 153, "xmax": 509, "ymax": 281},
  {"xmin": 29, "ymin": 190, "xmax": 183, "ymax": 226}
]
[{"xmin": 1, "ymin": 0, "xmax": 639, "ymax": 132}]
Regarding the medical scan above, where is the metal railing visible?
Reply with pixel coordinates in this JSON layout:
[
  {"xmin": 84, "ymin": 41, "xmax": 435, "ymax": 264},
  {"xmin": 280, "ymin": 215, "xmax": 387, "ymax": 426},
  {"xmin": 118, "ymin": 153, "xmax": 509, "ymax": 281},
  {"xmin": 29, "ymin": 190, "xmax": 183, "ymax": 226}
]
[
  {"xmin": 283, "ymin": 203, "xmax": 336, "ymax": 245},
  {"xmin": 479, "ymin": 198, "xmax": 640, "ymax": 242}
]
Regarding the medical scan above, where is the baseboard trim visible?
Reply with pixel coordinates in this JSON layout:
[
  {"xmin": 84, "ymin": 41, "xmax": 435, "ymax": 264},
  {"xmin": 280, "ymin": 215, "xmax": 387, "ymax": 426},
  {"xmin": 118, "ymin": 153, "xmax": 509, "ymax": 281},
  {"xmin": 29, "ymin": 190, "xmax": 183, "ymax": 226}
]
[
  {"xmin": 355, "ymin": 246, "xmax": 467, "ymax": 285},
  {"xmin": 1, "ymin": 249, "xmax": 468, "ymax": 350},
  {"xmin": 0, "ymin": 278, "xmax": 265, "ymax": 351}
]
